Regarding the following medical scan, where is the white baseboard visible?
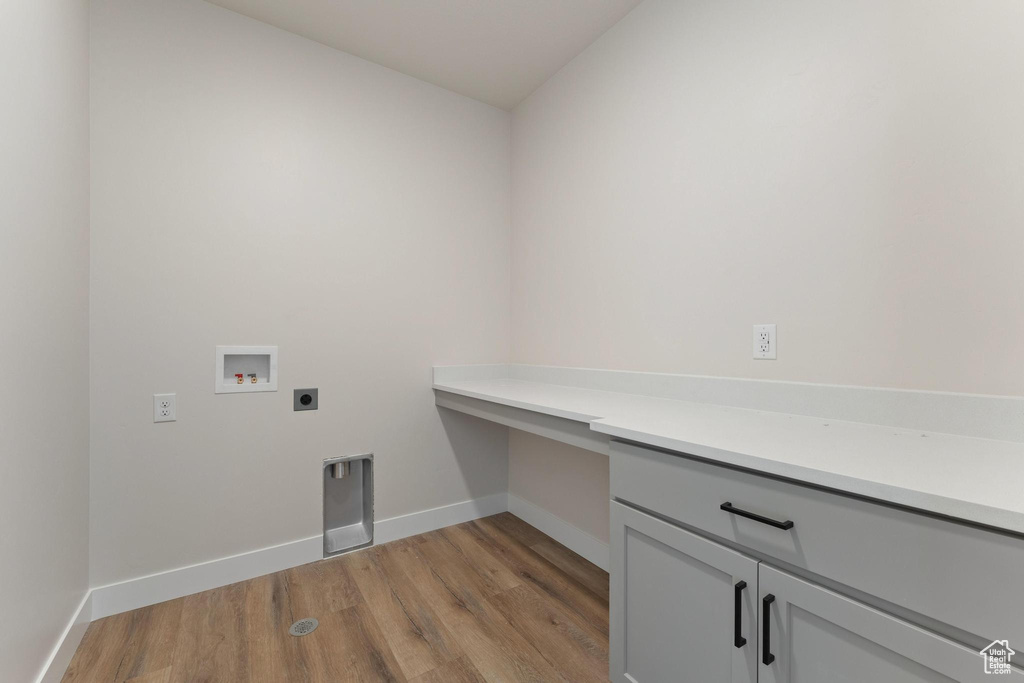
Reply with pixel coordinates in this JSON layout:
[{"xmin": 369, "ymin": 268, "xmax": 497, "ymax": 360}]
[
  {"xmin": 89, "ymin": 492, "xmax": 510, "ymax": 621},
  {"xmin": 374, "ymin": 492, "xmax": 508, "ymax": 544},
  {"xmin": 36, "ymin": 591, "xmax": 92, "ymax": 683},
  {"xmin": 508, "ymin": 494, "xmax": 609, "ymax": 571},
  {"xmin": 90, "ymin": 534, "xmax": 324, "ymax": 621}
]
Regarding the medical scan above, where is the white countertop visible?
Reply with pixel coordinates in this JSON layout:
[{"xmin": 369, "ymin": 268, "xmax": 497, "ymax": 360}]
[{"xmin": 433, "ymin": 376, "xmax": 1024, "ymax": 535}]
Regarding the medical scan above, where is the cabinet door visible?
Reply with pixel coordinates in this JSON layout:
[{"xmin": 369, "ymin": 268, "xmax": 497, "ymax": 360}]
[
  {"xmin": 611, "ymin": 501, "xmax": 758, "ymax": 683},
  {"xmin": 758, "ymin": 564, "xmax": 1021, "ymax": 683}
]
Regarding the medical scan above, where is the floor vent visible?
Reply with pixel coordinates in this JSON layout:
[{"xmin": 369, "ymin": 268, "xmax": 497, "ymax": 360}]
[{"xmin": 289, "ymin": 618, "xmax": 319, "ymax": 637}]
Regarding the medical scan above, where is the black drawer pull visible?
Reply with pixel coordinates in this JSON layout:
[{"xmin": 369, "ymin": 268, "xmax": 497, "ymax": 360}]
[
  {"xmin": 734, "ymin": 581, "xmax": 747, "ymax": 648},
  {"xmin": 720, "ymin": 502, "xmax": 794, "ymax": 530},
  {"xmin": 762, "ymin": 594, "xmax": 776, "ymax": 665}
]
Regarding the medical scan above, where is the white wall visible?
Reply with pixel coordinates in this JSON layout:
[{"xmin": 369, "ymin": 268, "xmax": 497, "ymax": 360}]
[
  {"xmin": 0, "ymin": 1, "xmax": 91, "ymax": 680},
  {"xmin": 90, "ymin": 0, "xmax": 511, "ymax": 586},
  {"xmin": 509, "ymin": 0, "xmax": 1024, "ymax": 531},
  {"xmin": 511, "ymin": 0, "xmax": 1024, "ymax": 397}
]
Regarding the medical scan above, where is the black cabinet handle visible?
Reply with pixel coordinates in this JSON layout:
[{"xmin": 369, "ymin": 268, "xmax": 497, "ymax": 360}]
[
  {"xmin": 762, "ymin": 594, "xmax": 776, "ymax": 665},
  {"xmin": 734, "ymin": 581, "xmax": 747, "ymax": 648},
  {"xmin": 720, "ymin": 502, "xmax": 794, "ymax": 530}
]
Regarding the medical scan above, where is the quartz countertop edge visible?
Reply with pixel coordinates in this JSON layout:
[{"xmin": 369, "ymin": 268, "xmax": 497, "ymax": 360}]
[{"xmin": 433, "ymin": 377, "xmax": 1024, "ymax": 536}]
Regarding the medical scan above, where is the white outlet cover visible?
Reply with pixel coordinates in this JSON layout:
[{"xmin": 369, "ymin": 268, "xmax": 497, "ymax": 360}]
[
  {"xmin": 753, "ymin": 324, "xmax": 777, "ymax": 360},
  {"xmin": 154, "ymin": 393, "xmax": 177, "ymax": 422}
]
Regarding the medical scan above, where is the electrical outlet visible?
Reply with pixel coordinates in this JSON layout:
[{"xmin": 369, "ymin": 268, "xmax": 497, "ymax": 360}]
[
  {"xmin": 154, "ymin": 393, "xmax": 176, "ymax": 422},
  {"xmin": 294, "ymin": 388, "xmax": 318, "ymax": 412},
  {"xmin": 753, "ymin": 324, "xmax": 777, "ymax": 360}
]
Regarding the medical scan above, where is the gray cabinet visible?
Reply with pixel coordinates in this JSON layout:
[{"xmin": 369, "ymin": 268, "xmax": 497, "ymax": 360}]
[
  {"xmin": 609, "ymin": 440, "xmax": 1024, "ymax": 650},
  {"xmin": 611, "ymin": 501, "xmax": 758, "ymax": 683},
  {"xmin": 758, "ymin": 564, "xmax": 998, "ymax": 683},
  {"xmin": 609, "ymin": 441, "xmax": 1024, "ymax": 682},
  {"xmin": 611, "ymin": 501, "xmax": 1023, "ymax": 682}
]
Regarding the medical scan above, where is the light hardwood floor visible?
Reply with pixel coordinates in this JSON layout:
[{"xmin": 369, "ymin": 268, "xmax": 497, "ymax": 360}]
[{"xmin": 63, "ymin": 513, "xmax": 610, "ymax": 682}]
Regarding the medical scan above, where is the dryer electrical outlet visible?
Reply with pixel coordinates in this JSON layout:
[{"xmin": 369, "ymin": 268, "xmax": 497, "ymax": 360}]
[
  {"xmin": 753, "ymin": 324, "xmax": 777, "ymax": 360},
  {"xmin": 294, "ymin": 388, "xmax": 318, "ymax": 411}
]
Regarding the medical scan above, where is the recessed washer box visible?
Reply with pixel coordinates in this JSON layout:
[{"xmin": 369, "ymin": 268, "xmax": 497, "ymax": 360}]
[{"xmin": 215, "ymin": 346, "xmax": 278, "ymax": 393}]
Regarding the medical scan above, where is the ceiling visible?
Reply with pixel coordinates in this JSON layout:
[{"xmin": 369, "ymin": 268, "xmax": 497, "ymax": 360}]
[{"xmin": 204, "ymin": 0, "xmax": 643, "ymax": 110}]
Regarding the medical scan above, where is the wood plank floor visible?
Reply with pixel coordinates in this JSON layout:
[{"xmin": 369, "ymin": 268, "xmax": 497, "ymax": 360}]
[{"xmin": 62, "ymin": 513, "xmax": 609, "ymax": 682}]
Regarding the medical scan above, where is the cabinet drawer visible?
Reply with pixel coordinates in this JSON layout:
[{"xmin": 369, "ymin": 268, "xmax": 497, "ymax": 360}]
[{"xmin": 610, "ymin": 440, "xmax": 1024, "ymax": 650}]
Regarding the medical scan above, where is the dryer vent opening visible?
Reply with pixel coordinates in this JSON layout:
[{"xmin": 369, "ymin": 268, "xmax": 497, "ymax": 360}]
[{"xmin": 323, "ymin": 453, "xmax": 373, "ymax": 557}]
